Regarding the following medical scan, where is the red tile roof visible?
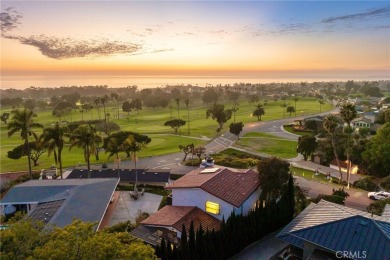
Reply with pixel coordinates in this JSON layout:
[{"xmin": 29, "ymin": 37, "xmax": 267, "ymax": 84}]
[
  {"xmin": 166, "ymin": 167, "xmax": 260, "ymax": 208},
  {"xmin": 141, "ymin": 206, "xmax": 220, "ymax": 233}
]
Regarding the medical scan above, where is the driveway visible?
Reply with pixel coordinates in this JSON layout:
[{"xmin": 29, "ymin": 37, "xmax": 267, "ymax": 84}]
[
  {"xmin": 231, "ymin": 231, "xmax": 288, "ymax": 260},
  {"xmin": 108, "ymin": 191, "xmax": 162, "ymax": 226}
]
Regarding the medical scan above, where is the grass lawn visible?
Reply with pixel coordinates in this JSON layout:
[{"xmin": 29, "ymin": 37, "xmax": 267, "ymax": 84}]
[
  {"xmin": 235, "ymin": 133, "xmax": 298, "ymax": 159},
  {"xmin": 283, "ymin": 125, "xmax": 316, "ymax": 137},
  {"xmin": 0, "ymin": 97, "xmax": 331, "ymax": 172}
]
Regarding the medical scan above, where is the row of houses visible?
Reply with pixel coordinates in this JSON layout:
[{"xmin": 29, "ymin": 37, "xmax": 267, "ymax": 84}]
[{"xmin": 1, "ymin": 165, "xmax": 389, "ymax": 259}]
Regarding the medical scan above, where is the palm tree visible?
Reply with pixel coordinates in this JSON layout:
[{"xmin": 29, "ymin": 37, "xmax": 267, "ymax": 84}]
[
  {"xmin": 340, "ymin": 103, "xmax": 357, "ymax": 188},
  {"xmin": 319, "ymin": 99, "xmax": 325, "ymax": 113},
  {"xmin": 231, "ymin": 102, "xmax": 239, "ymax": 123},
  {"xmin": 7, "ymin": 109, "xmax": 43, "ymax": 179},
  {"xmin": 185, "ymin": 98, "xmax": 190, "ymax": 135},
  {"xmin": 293, "ymin": 97, "xmax": 299, "ymax": 116},
  {"xmin": 323, "ymin": 115, "xmax": 343, "ymax": 182},
  {"xmin": 100, "ymin": 95, "xmax": 108, "ymax": 122},
  {"xmin": 281, "ymin": 102, "xmax": 287, "ymax": 118},
  {"xmin": 40, "ymin": 122, "xmax": 67, "ymax": 179},
  {"xmin": 69, "ymin": 124, "xmax": 102, "ymax": 178},
  {"xmin": 175, "ymin": 98, "xmax": 180, "ymax": 119},
  {"xmin": 253, "ymin": 103, "xmax": 265, "ymax": 121},
  {"xmin": 94, "ymin": 97, "xmax": 101, "ymax": 120},
  {"xmin": 123, "ymin": 135, "xmax": 146, "ymax": 190},
  {"xmin": 105, "ymin": 137, "xmax": 123, "ymax": 178}
]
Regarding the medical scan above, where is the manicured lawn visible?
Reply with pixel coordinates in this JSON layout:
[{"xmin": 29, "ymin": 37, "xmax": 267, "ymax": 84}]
[
  {"xmin": 235, "ymin": 133, "xmax": 298, "ymax": 159},
  {"xmin": 283, "ymin": 125, "xmax": 315, "ymax": 137},
  {"xmin": 0, "ymin": 97, "xmax": 331, "ymax": 172}
]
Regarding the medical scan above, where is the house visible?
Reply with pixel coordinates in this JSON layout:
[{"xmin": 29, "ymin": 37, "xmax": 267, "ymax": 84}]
[
  {"xmin": 66, "ymin": 168, "xmax": 170, "ymax": 186},
  {"xmin": 277, "ymin": 200, "xmax": 390, "ymax": 260},
  {"xmin": 352, "ymin": 117, "xmax": 373, "ymax": 128},
  {"xmin": 329, "ymin": 159, "xmax": 359, "ymax": 174},
  {"xmin": 131, "ymin": 166, "xmax": 261, "ymax": 246},
  {"xmin": 0, "ymin": 178, "xmax": 118, "ymax": 231},
  {"xmin": 165, "ymin": 167, "xmax": 261, "ymax": 221},
  {"xmin": 131, "ymin": 205, "xmax": 221, "ymax": 246}
]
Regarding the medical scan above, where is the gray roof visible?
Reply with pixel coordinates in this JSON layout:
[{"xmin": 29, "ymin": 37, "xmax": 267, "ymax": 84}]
[
  {"xmin": 67, "ymin": 169, "xmax": 170, "ymax": 183},
  {"xmin": 0, "ymin": 179, "xmax": 118, "ymax": 230},
  {"xmin": 277, "ymin": 200, "xmax": 390, "ymax": 259}
]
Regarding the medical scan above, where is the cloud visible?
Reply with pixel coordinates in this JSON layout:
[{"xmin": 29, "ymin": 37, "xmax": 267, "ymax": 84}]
[
  {"xmin": 4, "ymin": 34, "xmax": 142, "ymax": 59},
  {"xmin": 253, "ymin": 23, "xmax": 312, "ymax": 37},
  {"xmin": 322, "ymin": 6, "xmax": 390, "ymax": 23},
  {"xmin": 0, "ymin": 7, "xmax": 22, "ymax": 34}
]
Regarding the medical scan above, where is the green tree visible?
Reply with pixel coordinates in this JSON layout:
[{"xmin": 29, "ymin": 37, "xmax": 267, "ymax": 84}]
[
  {"xmin": 229, "ymin": 122, "xmax": 244, "ymax": 138},
  {"xmin": 297, "ymin": 136, "xmax": 317, "ymax": 161},
  {"xmin": 179, "ymin": 143, "xmax": 194, "ymax": 161},
  {"xmin": 340, "ymin": 102, "xmax": 357, "ymax": 188},
  {"xmin": 185, "ymin": 98, "xmax": 190, "ymax": 134},
  {"xmin": 31, "ymin": 220, "xmax": 156, "ymax": 260},
  {"xmin": 1, "ymin": 112, "xmax": 10, "ymax": 124},
  {"xmin": 362, "ymin": 123, "xmax": 390, "ymax": 177},
  {"xmin": 192, "ymin": 146, "xmax": 206, "ymax": 162},
  {"xmin": 202, "ymin": 87, "xmax": 219, "ymax": 104},
  {"xmin": 95, "ymin": 121, "xmax": 120, "ymax": 136},
  {"xmin": 286, "ymin": 106, "xmax": 295, "ymax": 117},
  {"xmin": 100, "ymin": 95, "xmax": 109, "ymax": 122},
  {"xmin": 281, "ymin": 102, "xmax": 287, "ymax": 118},
  {"xmin": 122, "ymin": 101, "xmax": 132, "ymax": 119},
  {"xmin": 0, "ymin": 219, "xmax": 48, "ymax": 259},
  {"xmin": 293, "ymin": 97, "xmax": 299, "ymax": 116},
  {"xmin": 131, "ymin": 98, "xmax": 143, "ymax": 115},
  {"xmin": 319, "ymin": 99, "xmax": 325, "ymax": 112},
  {"xmin": 40, "ymin": 123, "xmax": 67, "ymax": 179},
  {"xmin": 7, "ymin": 141, "xmax": 46, "ymax": 167},
  {"xmin": 7, "ymin": 109, "xmax": 43, "ymax": 179},
  {"xmin": 94, "ymin": 97, "xmax": 101, "ymax": 120},
  {"xmin": 252, "ymin": 103, "xmax": 265, "ymax": 121},
  {"xmin": 257, "ymin": 157, "xmax": 290, "ymax": 202},
  {"xmin": 164, "ymin": 119, "xmax": 186, "ymax": 134},
  {"xmin": 206, "ymin": 104, "xmax": 232, "ymax": 132},
  {"xmin": 367, "ymin": 198, "xmax": 390, "ymax": 216},
  {"xmin": 69, "ymin": 124, "xmax": 102, "ymax": 177},
  {"xmin": 104, "ymin": 131, "xmax": 151, "ymax": 158},
  {"xmin": 323, "ymin": 115, "xmax": 343, "ymax": 181},
  {"xmin": 231, "ymin": 102, "xmax": 239, "ymax": 123},
  {"xmin": 175, "ymin": 98, "xmax": 180, "ymax": 119}
]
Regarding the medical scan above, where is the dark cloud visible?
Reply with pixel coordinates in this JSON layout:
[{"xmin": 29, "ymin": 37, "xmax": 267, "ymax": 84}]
[
  {"xmin": 0, "ymin": 7, "xmax": 22, "ymax": 34},
  {"xmin": 322, "ymin": 6, "xmax": 390, "ymax": 23},
  {"xmin": 4, "ymin": 34, "xmax": 142, "ymax": 59}
]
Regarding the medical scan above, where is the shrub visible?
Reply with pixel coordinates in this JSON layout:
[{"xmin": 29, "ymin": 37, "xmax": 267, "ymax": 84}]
[
  {"xmin": 380, "ymin": 176, "xmax": 390, "ymax": 191},
  {"xmin": 353, "ymin": 177, "xmax": 380, "ymax": 192},
  {"xmin": 367, "ymin": 198, "xmax": 390, "ymax": 216},
  {"xmin": 135, "ymin": 210, "xmax": 150, "ymax": 227},
  {"xmin": 104, "ymin": 220, "xmax": 134, "ymax": 233}
]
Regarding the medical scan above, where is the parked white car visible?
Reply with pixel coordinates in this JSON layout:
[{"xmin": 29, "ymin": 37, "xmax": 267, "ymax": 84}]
[{"xmin": 367, "ymin": 191, "xmax": 390, "ymax": 200}]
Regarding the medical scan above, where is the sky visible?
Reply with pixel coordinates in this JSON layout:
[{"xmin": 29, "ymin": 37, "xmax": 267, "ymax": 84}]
[{"xmin": 1, "ymin": 1, "xmax": 389, "ymax": 89}]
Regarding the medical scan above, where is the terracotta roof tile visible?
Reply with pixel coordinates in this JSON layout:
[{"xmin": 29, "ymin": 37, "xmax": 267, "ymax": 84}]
[
  {"xmin": 201, "ymin": 168, "xmax": 260, "ymax": 207},
  {"xmin": 141, "ymin": 206, "xmax": 220, "ymax": 233},
  {"xmin": 165, "ymin": 168, "xmax": 222, "ymax": 189},
  {"xmin": 165, "ymin": 167, "xmax": 260, "ymax": 207}
]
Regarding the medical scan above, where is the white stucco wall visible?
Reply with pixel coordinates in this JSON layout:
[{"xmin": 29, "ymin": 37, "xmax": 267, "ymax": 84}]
[{"xmin": 171, "ymin": 187, "xmax": 261, "ymax": 220}]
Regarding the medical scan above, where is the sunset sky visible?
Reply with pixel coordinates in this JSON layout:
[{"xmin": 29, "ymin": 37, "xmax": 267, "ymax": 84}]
[{"xmin": 1, "ymin": 1, "xmax": 389, "ymax": 88}]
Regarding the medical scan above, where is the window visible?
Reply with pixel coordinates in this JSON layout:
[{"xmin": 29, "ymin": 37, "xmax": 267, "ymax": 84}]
[{"xmin": 205, "ymin": 201, "xmax": 220, "ymax": 215}]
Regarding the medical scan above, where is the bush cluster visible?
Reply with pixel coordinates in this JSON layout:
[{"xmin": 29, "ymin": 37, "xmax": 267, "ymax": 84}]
[{"xmin": 353, "ymin": 177, "xmax": 380, "ymax": 192}]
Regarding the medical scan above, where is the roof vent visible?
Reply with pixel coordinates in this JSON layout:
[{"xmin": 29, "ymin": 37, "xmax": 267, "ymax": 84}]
[{"xmin": 359, "ymin": 220, "xmax": 368, "ymax": 226}]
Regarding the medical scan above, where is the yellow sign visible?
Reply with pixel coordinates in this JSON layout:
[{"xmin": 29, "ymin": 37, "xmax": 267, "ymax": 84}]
[{"xmin": 206, "ymin": 201, "xmax": 220, "ymax": 215}]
